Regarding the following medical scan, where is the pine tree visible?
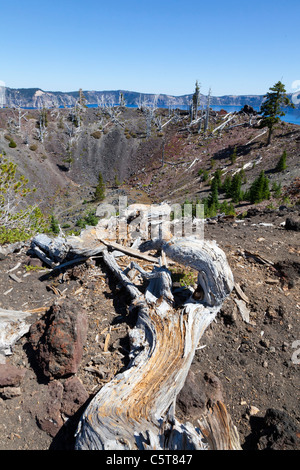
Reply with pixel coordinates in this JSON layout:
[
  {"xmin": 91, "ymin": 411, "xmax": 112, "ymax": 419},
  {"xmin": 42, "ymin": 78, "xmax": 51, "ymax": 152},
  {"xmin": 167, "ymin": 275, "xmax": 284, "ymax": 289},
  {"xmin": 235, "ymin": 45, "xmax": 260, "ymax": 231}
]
[
  {"xmin": 94, "ymin": 172, "xmax": 106, "ymax": 202},
  {"xmin": 222, "ymin": 174, "xmax": 232, "ymax": 196},
  {"xmin": 50, "ymin": 215, "xmax": 60, "ymax": 234},
  {"xmin": 210, "ymin": 169, "xmax": 222, "ymax": 190},
  {"xmin": 260, "ymin": 81, "xmax": 294, "ymax": 145},
  {"xmin": 248, "ymin": 171, "xmax": 270, "ymax": 204},
  {"xmin": 230, "ymin": 172, "xmax": 243, "ymax": 203},
  {"xmin": 276, "ymin": 150, "xmax": 287, "ymax": 172},
  {"xmin": 230, "ymin": 146, "xmax": 237, "ymax": 164},
  {"xmin": 207, "ymin": 177, "xmax": 219, "ymax": 211}
]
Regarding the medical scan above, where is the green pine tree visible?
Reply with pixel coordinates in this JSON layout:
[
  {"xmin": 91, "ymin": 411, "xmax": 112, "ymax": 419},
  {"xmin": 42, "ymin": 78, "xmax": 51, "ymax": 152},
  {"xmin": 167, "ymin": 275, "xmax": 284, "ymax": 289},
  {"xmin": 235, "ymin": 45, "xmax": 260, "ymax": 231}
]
[
  {"xmin": 94, "ymin": 172, "xmax": 106, "ymax": 202},
  {"xmin": 207, "ymin": 177, "xmax": 219, "ymax": 210},
  {"xmin": 276, "ymin": 150, "xmax": 287, "ymax": 172},
  {"xmin": 248, "ymin": 171, "xmax": 270, "ymax": 204},
  {"xmin": 50, "ymin": 215, "xmax": 60, "ymax": 234},
  {"xmin": 222, "ymin": 174, "xmax": 232, "ymax": 196},
  {"xmin": 230, "ymin": 146, "xmax": 237, "ymax": 164},
  {"xmin": 211, "ymin": 169, "xmax": 223, "ymax": 190},
  {"xmin": 0, "ymin": 157, "xmax": 48, "ymax": 243},
  {"xmin": 230, "ymin": 172, "xmax": 243, "ymax": 203},
  {"xmin": 260, "ymin": 81, "xmax": 294, "ymax": 145}
]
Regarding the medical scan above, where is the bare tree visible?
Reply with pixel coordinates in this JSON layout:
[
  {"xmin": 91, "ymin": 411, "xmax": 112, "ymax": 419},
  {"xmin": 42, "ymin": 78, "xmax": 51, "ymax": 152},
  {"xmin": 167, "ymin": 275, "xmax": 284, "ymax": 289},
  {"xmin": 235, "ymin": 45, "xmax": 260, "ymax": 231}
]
[
  {"xmin": 204, "ymin": 88, "xmax": 211, "ymax": 134},
  {"xmin": 10, "ymin": 92, "xmax": 28, "ymax": 133},
  {"xmin": 119, "ymin": 91, "xmax": 126, "ymax": 108},
  {"xmin": 36, "ymin": 108, "xmax": 48, "ymax": 143}
]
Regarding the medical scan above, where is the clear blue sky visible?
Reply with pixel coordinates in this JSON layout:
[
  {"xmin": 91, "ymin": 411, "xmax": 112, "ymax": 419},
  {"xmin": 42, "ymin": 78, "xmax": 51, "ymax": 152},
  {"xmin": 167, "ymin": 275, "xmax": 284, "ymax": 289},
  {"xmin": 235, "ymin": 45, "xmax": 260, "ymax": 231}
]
[{"xmin": 1, "ymin": 0, "xmax": 299, "ymax": 97}]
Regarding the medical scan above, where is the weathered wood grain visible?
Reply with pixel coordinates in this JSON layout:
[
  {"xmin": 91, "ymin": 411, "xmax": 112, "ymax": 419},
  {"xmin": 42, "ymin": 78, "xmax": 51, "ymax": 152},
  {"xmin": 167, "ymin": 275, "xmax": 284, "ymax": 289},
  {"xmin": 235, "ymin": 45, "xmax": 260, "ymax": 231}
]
[{"xmin": 75, "ymin": 237, "xmax": 238, "ymax": 450}]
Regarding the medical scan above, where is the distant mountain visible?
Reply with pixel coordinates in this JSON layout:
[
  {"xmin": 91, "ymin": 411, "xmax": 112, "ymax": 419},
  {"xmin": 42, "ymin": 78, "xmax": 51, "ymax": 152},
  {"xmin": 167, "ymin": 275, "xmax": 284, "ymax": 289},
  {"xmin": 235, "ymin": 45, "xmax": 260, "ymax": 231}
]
[{"xmin": 1, "ymin": 86, "xmax": 297, "ymax": 109}]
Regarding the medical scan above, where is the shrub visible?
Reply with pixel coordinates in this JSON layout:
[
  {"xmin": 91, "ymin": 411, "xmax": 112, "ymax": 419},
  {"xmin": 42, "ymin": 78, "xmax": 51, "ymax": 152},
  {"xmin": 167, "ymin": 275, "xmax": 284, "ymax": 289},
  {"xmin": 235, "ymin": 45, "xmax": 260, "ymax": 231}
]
[
  {"xmin": 230, "ymin": 146, "xmax": 237, "ymax": 164},
  {"xmin": 219, "ymin": 200, "xmax": 236, "ymax": 216},
  {"xmin": 0, "ymin": 157, "xmax": 48, "ymax": 244},
  {"xmin": 50, "ymin": 215, "xmax": 60, "ymax": 234},
  {"xmin": 272, "ymin": 181, "xmax": 282, "ymax": 198},
  {"xmin": 198, "ymin": 169, "xmax": 209, "ymax": 181},
  {"xmin": 8, "ymin": 139, "xmax": 17, "ymax": 148},
  {"xmin": 76, "ymin": 210, "xmax": 99, "ymax": 229},
  {"xmin": 91, "ymin": 130, "xmax": 101, "ymax": 139}
]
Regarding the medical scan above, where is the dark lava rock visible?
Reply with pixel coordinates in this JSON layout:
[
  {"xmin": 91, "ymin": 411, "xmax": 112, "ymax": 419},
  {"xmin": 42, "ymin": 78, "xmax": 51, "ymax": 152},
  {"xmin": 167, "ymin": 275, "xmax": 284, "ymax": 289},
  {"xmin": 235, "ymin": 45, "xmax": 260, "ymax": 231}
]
[
  {"xmin": 29, "ymin": 299, "xmax": 88, "ymax": 379},
  {"xmin": 257, "ymin": 408, "xmax": 300, "ymax": 450},
  {"xmin": 176, "ymin": 370, "xmax": 223, "ymax": 420},
  {"xmin": 36, "ymin": 380, "xmax": 64, "ymax": 437},
  {"xmin": 35, "ymin": 377, "xmax": 89, "ymax": 438},
  {"xmin": 246, "ymin": 208, "xmax": 260, "ymax": 218},
  {"xmin": 0, "ymin": 363, "xmax": 26, "ymax": 387},
  {"xmin": 61, "ymin": 376, "xmax": 89, "ymax": 417},
  {"xmin": 285, "ymin": 217, "xmax": 300, "ymax": 231}
]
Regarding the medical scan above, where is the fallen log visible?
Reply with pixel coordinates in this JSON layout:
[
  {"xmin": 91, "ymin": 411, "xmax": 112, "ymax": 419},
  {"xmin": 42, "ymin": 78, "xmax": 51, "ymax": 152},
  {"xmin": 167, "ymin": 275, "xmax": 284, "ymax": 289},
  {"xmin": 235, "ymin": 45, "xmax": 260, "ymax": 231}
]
[
  {"xmin": 75, "ymin": 236, "xmax": 238, "ymax": 450},
  {"xmin": 0, "ymin": 308, "xmax": 32, "ymax": 359},
  {"xmin": 30, "ymin": 212, "xmax": 240, "ymax": 449}
]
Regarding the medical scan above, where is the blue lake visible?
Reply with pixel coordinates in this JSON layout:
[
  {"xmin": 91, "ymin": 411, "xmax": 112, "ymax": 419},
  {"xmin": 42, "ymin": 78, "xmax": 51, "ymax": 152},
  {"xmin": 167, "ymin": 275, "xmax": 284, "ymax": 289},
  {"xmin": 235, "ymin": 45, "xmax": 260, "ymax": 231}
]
[
  {"xmin": 88, "ymin": 103, "xmax": 300, "ymax": 126},
  {"xmin": 209, "ymin": 105, "xmax": 300, "ymax": 126}
]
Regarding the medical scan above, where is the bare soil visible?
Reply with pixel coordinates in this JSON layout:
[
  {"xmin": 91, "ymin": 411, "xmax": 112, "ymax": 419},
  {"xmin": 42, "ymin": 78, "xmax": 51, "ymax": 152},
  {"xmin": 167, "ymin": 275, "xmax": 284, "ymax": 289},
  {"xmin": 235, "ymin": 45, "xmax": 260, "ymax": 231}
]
[{"xmin": 0, "ymin": 207, "xmax": 299, "ymax": 450}]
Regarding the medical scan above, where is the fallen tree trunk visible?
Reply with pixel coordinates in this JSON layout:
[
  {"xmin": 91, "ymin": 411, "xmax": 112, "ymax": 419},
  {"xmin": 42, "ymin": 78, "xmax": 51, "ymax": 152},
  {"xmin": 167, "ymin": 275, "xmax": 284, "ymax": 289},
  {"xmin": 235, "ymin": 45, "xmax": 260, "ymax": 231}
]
[
  {"xmin": 75, "ymin": 237, "xmax": 239, "ymax": 450},
  {"xmin": 30, "ymin": 208, "xmax": 240, "ymax": 449}
]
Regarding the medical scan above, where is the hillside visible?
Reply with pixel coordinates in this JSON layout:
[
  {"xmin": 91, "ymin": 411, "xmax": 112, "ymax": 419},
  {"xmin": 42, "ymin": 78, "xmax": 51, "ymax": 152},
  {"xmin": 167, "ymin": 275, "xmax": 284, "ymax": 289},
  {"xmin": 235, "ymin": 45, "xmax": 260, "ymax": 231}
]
[
  {"xmin": 0, "ymin": 104, "xmax": 299, "ymax": 226},
  {"xmin": 0, "ymin": 103, "xmax": 299, "ymax": 450}
]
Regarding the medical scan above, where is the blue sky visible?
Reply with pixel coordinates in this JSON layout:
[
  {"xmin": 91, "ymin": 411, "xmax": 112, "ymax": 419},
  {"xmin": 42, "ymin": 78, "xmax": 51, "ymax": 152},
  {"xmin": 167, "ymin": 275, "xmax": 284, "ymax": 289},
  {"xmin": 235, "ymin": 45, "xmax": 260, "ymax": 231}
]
[{"xmin": 1, "ymin": 0, "xmax": 299, "ymax": 97}]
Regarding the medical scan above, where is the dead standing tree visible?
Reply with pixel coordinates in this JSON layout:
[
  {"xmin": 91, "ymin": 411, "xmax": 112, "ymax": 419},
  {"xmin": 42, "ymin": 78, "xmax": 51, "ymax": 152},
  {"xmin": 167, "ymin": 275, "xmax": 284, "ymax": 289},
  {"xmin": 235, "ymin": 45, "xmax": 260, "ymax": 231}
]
[
  {"xmin": 36, "ymin": 108, "xmax": 48, "ymax": 143},
  {"xmin": 204, "ymin": 88, "xmax": 211, "ymax": 135}
]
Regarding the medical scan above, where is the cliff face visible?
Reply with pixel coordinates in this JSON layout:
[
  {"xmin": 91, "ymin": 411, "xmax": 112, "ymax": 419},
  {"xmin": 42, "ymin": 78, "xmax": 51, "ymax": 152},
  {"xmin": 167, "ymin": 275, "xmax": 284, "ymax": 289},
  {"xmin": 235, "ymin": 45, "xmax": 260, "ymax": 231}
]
[{"xmin": 2, "ymin": 87, "xmax": 268, "ymax": 109}]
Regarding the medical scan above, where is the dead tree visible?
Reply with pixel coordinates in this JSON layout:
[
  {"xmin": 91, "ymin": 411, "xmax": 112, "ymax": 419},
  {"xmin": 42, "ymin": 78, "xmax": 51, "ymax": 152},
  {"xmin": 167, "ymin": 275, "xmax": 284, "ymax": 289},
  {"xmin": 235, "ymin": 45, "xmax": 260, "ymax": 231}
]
[
  {"xmin": 74, "ymin": 236, "xmax": 238, "ymax": 450},
  {"xmin": 10, "ymin": 97, "xmax": 28, "ymax": 134},
  {"xmin": 204, "ymin": 88, "xmax": 211, "ymax": 134},
  {"xmin": 198, "ymin": 104, "xmax": 205, "ymax": 134},
  {"xmin": 192, "ymin": 80, "xmax": 201, "ymax": 121},
  {"xmin": 36, "ymin": 108, "xmax": 48, "ymax": 143},
  {"xmin": 30, "ymin": 206, "xmax": 241, "ymax": 450}
]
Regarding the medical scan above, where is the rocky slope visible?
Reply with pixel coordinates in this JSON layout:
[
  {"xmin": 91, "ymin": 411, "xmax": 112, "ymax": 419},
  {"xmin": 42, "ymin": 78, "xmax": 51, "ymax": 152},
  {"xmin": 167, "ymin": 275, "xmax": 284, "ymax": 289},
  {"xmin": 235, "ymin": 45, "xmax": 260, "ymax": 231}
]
[
  {"xmin": 0, "ymin": 103, "xmax": 299, "ymax": 451},
  {"xmin": 1, "ymin": 105, "xmax": 299, "ymax": 224}
]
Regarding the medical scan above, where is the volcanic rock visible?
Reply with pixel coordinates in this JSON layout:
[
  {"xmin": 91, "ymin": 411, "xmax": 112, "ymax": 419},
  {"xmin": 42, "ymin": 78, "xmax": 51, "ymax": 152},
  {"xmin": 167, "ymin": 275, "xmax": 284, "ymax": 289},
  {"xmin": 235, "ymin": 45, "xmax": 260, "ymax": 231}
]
[
  {"xmin": 0, "ymin": 363, "xmax": 26, "ymax": 387},
  {"xmin": 29, "ymin": 299, "xmax": 88, "ymax": 379}
]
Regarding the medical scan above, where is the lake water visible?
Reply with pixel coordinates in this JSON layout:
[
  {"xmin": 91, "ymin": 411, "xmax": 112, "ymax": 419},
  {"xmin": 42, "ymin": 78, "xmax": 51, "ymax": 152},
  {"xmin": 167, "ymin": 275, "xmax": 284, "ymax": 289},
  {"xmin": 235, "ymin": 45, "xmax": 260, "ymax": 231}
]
[
  {"xmin": 89, "ymin": 103, "xmax": 300, "ymax": 126},
  {"xmin": 209, "ymin": 105, "xmax": 300, "ymax": 126}
]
